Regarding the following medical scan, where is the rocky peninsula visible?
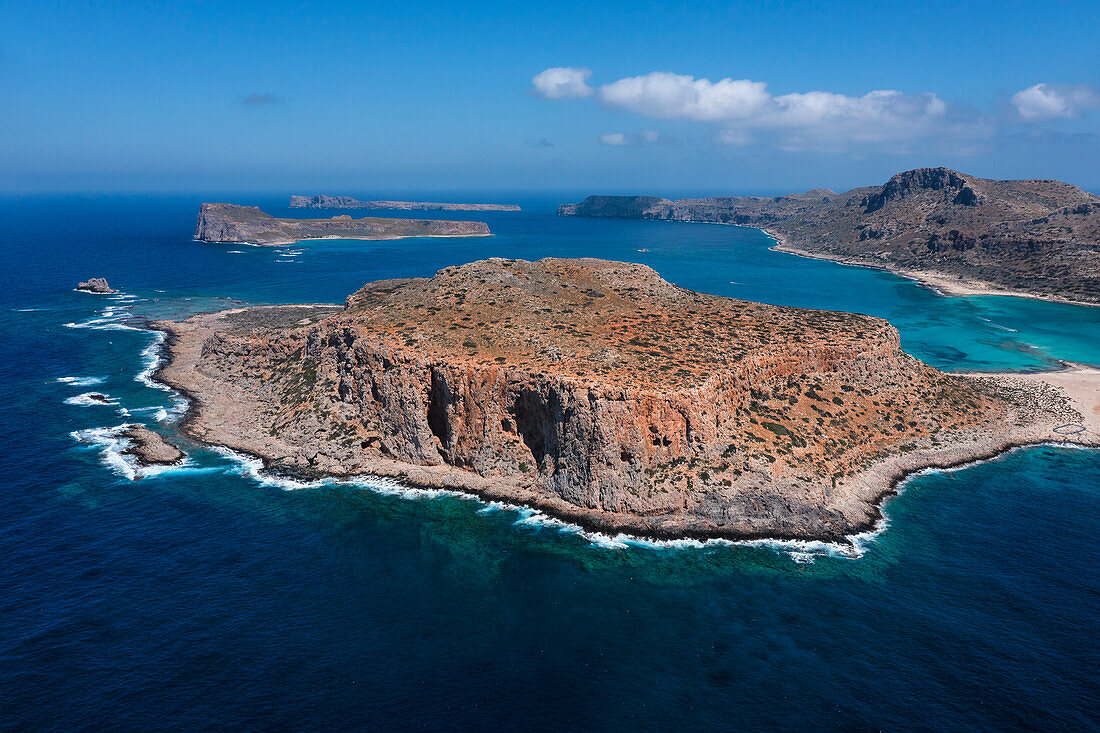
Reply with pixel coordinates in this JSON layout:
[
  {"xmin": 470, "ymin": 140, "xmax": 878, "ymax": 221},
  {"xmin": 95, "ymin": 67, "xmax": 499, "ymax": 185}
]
[
  {"xmin": 559, "ymin": 168, "xmax": 1100, "ymax": 305},
  {"xmin": 153, "ymin": 258, "xmax": 1098, "ymax": 542},
  {"xmin": 290, "ymin": 195, "xmax": 521, "ymax": 212},
  {"xmin": 195, "ymin": 203, "xmax": 491, "ymax": 245}
]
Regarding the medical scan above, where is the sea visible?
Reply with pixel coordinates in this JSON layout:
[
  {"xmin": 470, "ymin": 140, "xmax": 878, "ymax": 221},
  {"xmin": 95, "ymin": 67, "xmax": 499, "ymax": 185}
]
[{"xmin": 1, "ymin": 193, "xmax": 1097, "ymax": 730}]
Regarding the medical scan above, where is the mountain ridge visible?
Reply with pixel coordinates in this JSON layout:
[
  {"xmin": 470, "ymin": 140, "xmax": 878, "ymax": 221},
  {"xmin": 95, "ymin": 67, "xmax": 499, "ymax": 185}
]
[{"xmin": 558, "ymin": 168, "xmax": 1100, "ymax": 304}]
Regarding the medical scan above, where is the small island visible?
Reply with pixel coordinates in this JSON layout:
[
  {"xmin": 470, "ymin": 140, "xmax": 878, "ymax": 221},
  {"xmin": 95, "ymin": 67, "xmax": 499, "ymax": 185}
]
[
  {"xmin": 290, "ymin": 195, "xmax": 521, "ymax": 212},
  {"xmin": 195, "ymin": 203, "xmax": 491, "ymax": 246},
  {"xmin": 154, "ymin": 258, "xmax": 1098, "ymax": 542},
  {"xmin": 558, "ymin": 167, "xmax": 1100, "ymax": 305}
]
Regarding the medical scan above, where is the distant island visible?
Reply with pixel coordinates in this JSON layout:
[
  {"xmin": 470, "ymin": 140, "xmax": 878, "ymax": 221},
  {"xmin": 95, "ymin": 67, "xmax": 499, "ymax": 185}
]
[
  {"xmin": 290, "ymin": 195, "xmax": 521, "ymax": 211},
  {"xmin": 558, "ymin": 167, "xmax": 1100, "ymax": 305},
  {"xmin": 195, "ymin": 203, "xmax": 491, "ymax": 245},
  {"xmin": 154, "ymin": 258, "xmax": 1097, "ymax": 542}
]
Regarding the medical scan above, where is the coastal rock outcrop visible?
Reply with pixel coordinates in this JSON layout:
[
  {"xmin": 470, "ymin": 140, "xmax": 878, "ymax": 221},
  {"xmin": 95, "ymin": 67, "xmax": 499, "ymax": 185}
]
[
  {"xmin": 121, "ymin": 426, "xmax": 184, "ymax": 467},
  {"xmin": 558, "ymin": 168, "xmax": 1100, "ymax": 304},
  {"xmin": 155, "ymin": 258, "xmax": 1089, "ymax": 542},
  {"xmin": 195, "ymin": 203, "xmax": 492, "ymax": 246},
  {"xmin": 77, "ymin": 278, "xmax": 117, "ymax": 294}
]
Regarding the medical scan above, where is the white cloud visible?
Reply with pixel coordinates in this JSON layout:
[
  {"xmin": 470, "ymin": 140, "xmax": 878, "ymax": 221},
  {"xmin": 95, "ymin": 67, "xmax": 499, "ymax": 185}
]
[
  {"xmin": 534, "ymin": 67, "xmax": 993, "ymax": 152},
  {"xmin": 600, "ymin": 130, "xmax": 660, "ymax": 146},
  {"xmin": 1011, "ymin": 83, "xmax": 1100, "ymax": 121},
  {"xmin": 762, "ymin": 89, "xmax": 963, "ymax": 151},
  {"xmin": 598, "ymin": 72, "xmax": 769, "ymax": 121},
  {"xmin": 531, "ymin": 67, "xmax": 594, "ymax": 99}
]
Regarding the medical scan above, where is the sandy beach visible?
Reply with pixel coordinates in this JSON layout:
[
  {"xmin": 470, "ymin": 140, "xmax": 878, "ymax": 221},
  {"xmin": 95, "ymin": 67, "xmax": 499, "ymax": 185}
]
[
  {"xmin": 1009, "ymin": 366, "xmax": 1100, "ymax": 438},
  {"xmin": 763, "ymin": 230, "xmax": 1100, "ymax": 308}
]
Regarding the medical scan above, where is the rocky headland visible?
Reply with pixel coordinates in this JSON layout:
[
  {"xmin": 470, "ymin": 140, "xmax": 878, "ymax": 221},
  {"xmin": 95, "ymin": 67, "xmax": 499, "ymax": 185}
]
[
  {"xmin": 195, "ymin": 203, "xmax": 491, "ymax": 246},
  {"xmin": 77, "ymin": 278, "xmax": 117, "ymax": 294},
  {"xmin": 153, "ymin": 258, "xmax": 1098, "ymax": 542},
  {"xmin": 290, "ymin": 195, "xmax": 521, "ymax": 212},
  {"xmin": 558, "ymin": 168, "xmax": 1100, "ymax": 305}
]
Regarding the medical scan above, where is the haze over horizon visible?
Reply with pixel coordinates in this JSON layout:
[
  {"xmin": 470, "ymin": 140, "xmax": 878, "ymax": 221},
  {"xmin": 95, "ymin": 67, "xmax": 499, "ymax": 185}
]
[{"xmin": 3, "ymin": 0, "xmax": 1098, "ymax": 193}]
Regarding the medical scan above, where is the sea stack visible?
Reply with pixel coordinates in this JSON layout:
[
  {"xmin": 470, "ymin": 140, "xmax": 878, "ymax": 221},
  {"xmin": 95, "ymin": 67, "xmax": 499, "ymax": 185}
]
[{"xmin": 77, "ymin": 278, "xmax": 117, "ymax": 294}]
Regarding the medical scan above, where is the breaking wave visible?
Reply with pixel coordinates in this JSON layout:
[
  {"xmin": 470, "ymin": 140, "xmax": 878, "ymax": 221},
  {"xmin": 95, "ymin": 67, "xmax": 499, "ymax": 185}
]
[
  {"xmin": 64, "ymin": 392, "xmax": 117, "ymax": 407},
  {"xmin": 56, "ymin": 376, "xmax": 105, "ymax": 387},
  {"xmin": 70, "ymin": 424, "xmax": 190, "ymax": 480}
]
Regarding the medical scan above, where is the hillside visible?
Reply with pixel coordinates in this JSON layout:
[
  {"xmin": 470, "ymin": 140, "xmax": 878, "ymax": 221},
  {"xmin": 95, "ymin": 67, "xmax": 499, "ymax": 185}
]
[{"xmin": 558, "ymin": 168, "xmax": 1100, "ymax": 304}]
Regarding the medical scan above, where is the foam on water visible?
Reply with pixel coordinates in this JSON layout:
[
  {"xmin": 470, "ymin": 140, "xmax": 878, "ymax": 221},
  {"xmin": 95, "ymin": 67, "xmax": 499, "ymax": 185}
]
[
  {"xmin": 211, "ymin": 447, "xmax": 328, "ymax": 490},
  {"xmin": 136, "ymin": 331, "xmax": 172, "ymax": 392},
  {"xmin": 64, "ymin": 392, "xmax": 117, "ymax": 407},
  {"xmin": 56, "ymin": 376, "xmax": 105, "ymax": 387},
  {"xmin": 65, "ymin": 296, "xmax": 144, "ymax": 332},
  {"xmin": 204, "ymin": 440, "xmax": 884, "ymax": 560},
  {"xmin": 69, "ymin": 424, "xmax": 192, "ymax": 480}
]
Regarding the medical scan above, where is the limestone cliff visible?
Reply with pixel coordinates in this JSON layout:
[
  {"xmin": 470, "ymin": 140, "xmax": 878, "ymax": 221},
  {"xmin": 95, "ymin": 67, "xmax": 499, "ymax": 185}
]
[{"xmin": 156, "ymin": 258, "xmax": 1084, "ymax": 542}]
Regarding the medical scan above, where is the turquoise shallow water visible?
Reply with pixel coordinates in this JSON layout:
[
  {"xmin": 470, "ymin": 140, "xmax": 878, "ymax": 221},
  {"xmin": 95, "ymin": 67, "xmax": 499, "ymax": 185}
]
[{"xmin": 1, "ymin": 194, "xmax": 1098, "ymax": 729}]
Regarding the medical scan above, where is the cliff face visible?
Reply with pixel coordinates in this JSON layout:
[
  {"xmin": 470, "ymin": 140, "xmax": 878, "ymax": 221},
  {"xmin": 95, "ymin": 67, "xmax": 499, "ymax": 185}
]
[
  {"xmin": 558, "ymin": 168, "xmax": 1100, "ymax": 304},
  {"xmin": 289, "ymin": 195, "xmax": 521, "ymax": 211},
  {"xmin": 195, "ymin": 203, "xmax": 491, "ymax": 245},
  {"xmin": 156, "ymin": 258, "xmax": 1078, "ymax": 541}
]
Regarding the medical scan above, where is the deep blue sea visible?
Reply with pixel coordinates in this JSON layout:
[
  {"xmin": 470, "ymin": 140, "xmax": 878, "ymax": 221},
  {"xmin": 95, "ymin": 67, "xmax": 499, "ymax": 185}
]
[{"xmin": 1, "ymin": 193, "xmax": 1098, "ymax": 730}]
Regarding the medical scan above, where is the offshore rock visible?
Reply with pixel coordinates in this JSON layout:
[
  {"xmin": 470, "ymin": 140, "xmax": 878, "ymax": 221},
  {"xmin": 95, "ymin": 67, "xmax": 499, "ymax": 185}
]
[
  {"xmin": 121, "ymin": 426, "xmax": 185, "ymax": 467},
  {"xmin": 77, "ymin": 278, "xmax": 117, "ymax": 294}
]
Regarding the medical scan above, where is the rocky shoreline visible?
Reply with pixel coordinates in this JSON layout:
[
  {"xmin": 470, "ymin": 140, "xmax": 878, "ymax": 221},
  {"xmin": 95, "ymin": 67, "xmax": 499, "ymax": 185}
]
[
  {"xmin": 763, "ymin": 229, "xmax": 1100, "ymax": 309},
  {"xmin": 149, "ymin": 258, "xmax": 1100, "ymax": 544}
]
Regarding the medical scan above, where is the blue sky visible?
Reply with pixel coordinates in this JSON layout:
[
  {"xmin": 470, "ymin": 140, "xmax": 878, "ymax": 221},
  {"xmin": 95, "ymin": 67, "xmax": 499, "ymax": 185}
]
[{"xmin": 2, "ymin": 0, "xmax": 1098, "ymax": 192}]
